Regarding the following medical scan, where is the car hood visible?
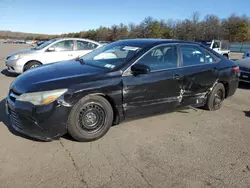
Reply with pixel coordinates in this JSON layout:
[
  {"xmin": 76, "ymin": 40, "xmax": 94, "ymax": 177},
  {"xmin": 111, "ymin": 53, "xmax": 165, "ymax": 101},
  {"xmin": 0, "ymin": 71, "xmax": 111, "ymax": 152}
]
[
  {"xmin": 236, "ymin": 58, "xmax": 250, "ymax": 68},
  {"xmin": 11, "ymin": 60, "xmax": 108, "ymax": 93},
  {"xmin": 8, "ymin": 48, "xmax": 39, "ymax": 57}
]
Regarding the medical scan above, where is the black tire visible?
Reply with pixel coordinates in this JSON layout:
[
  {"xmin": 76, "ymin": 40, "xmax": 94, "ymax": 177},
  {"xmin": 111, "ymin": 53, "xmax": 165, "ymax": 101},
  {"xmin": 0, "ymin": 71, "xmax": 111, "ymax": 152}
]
[
  {"xmin": 68, "ymin": 95, "xmax": 113, "ymax": 142},
  {"xmin": 23, "ymin": 61, "xmax": 41, "ymax": 72},
  {"xmin": 204, "ymin": 83, "xmax": 225, "ymax": 111}
]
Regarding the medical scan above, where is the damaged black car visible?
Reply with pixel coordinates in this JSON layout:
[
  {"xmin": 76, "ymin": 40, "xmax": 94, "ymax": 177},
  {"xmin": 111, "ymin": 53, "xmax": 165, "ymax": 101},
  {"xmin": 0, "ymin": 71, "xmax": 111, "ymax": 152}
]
[{"xmin": 6, "ymin": 39, "xmax": 239, "ymax": 142}]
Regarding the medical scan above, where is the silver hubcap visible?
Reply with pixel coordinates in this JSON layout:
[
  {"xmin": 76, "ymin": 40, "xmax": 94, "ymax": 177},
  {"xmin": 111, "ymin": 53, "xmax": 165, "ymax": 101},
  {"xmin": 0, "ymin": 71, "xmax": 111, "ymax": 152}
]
[
  {"xmin": 30, "ymin": 64, "xmax": 39, "ymax": 69},
  {"xmin": 84, "ymin": 112, "xmax": 97, "ymax": 125}
]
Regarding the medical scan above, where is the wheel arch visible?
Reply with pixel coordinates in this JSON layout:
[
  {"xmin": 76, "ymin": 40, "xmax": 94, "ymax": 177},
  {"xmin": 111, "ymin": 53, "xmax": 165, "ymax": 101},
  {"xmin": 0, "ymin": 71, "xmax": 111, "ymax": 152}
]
[
  {"xmin": 218, "ymin": 81, "xmax": 228, "ymax": 98},
  {"xmin": 88, "ymin": 93, "xmax": 122, "ymax": 125},
  {"xmin": 23, "ymin": 60, "xmax": 43, "ymax": 72}
]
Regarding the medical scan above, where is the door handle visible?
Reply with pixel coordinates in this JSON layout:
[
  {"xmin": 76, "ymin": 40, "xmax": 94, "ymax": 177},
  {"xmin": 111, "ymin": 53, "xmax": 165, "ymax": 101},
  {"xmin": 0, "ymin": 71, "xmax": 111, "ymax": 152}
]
[
  {"xmin": 173, "ymin": 74, "xmax": 182, "ymax": 80},
  {"xmin": 68, "ymin": 54, "xmax": 73, "ymax": 56}
]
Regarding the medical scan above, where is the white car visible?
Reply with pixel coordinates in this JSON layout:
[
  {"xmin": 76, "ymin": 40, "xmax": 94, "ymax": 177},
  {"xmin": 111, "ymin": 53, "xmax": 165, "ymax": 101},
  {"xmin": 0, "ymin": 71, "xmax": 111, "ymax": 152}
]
[{"xmin": 5, "ymin": 38, "xmax": 102, "ymax": 74}]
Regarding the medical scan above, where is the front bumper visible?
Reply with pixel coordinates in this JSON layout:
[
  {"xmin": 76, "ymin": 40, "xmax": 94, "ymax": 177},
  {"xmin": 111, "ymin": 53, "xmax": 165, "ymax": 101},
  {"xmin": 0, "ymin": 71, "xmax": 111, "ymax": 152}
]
[
  {"xmin": 5, "ymin": 58, "xmax": 25, "ymax": 74},
  {"xmin": 239, "ymin": 71, "xmax": 250, "ymax": 83},
  {"xmin": 6, "ymin": 95, "xmax": 71, "ymax": 141}
]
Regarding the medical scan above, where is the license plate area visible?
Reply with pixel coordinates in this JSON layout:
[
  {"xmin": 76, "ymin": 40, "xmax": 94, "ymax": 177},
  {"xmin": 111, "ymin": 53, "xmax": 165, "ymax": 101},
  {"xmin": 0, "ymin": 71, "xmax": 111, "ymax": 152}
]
[{"xmin": 240, "ymin": 72, "xmax": 249, "ymax": 79}]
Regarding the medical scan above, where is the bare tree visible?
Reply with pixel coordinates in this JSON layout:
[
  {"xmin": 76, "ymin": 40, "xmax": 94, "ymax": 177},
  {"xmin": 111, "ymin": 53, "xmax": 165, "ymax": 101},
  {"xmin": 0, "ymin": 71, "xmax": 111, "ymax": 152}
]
[{"xmin": 2, "ymin": 12, "xmax": 250, "ymax": 42}]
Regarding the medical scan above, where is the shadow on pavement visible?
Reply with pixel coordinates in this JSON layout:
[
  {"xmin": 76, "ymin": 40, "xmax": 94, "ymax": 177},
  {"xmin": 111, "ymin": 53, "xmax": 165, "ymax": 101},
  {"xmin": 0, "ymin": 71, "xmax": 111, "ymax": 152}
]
[
  {"xmin": 0, "ymin": 98, "xmax": 45, "ymax": 142},
  {"xmin": 244, "ymin": 111, "xmax": 250, "ymax": 118},
  {"xmin": 1, "ymin": 69, "xmax": 18, "ymax": 78},
  {"xmin": 62, "ymin": 133, "xmax": 77, "ymax": 142},
  {"xmin": 239, "ymin": 82, "xmax": 250, "ymax": 90}
]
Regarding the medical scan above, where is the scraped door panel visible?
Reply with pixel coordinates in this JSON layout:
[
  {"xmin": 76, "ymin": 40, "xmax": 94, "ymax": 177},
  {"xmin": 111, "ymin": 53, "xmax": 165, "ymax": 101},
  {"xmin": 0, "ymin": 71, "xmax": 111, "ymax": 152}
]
[
  {"xmin": 178, "ymin": 45, "xmax": 219, "ymax": 107},
  {"xmin": 122, "ymin": 70, "xmax": 182, "ymax": 118}
]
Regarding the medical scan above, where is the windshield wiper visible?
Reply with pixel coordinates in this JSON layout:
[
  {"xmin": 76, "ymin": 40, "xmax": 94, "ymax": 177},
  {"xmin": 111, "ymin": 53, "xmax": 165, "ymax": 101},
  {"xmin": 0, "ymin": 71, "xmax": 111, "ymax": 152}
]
[{"xmin": 75, "ymin": 57, "xmax": 85, "ymax": 65}]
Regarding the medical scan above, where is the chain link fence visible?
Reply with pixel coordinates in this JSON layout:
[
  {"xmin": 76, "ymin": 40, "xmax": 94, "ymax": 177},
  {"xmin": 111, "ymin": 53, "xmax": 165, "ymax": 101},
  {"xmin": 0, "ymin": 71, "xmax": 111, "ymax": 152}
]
[{"xmin": 230, "ymin": 43, "xmax": 250, "ymax": 53}]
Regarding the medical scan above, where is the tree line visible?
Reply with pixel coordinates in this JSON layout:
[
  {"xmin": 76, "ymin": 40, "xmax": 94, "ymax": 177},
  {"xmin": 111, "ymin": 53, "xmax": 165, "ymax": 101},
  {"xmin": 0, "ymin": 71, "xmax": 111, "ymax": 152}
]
[{"xmin": 1, "ymin": 12, "xmax": 250, "ymax": 42}]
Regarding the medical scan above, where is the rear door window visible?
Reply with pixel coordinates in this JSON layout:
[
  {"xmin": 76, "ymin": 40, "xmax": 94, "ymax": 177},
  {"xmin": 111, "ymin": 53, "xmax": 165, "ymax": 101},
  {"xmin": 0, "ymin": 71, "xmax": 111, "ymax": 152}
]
[
  {"xmin": 180, "ymin": 45, "xmax": 217, "ymax": 67},
  {"xmin": 77, "ymin": 41, "xmax": 98, "ymax": 50}
]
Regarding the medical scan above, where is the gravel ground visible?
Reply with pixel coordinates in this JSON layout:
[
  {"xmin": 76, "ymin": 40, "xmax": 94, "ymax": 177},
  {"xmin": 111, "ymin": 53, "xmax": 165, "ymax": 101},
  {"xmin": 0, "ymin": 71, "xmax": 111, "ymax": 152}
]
[{"xmin": 0, "ymin": 44, "xmax": 249, "ymax": 188}]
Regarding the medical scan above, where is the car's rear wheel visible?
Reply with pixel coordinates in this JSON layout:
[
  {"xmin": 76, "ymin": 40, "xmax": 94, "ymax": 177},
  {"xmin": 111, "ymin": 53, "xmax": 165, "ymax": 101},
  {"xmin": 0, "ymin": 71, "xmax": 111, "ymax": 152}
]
[
  {"xmin": 204, "ymin": 83, "xmax": 225, "ymax": 111},
  {"xmin": 23, "ymin": 61, "xmax": 41, "ymax": 72},
  {"xmin": 68, "ymin": 95, "xmax": 113, "ymax": 142}
]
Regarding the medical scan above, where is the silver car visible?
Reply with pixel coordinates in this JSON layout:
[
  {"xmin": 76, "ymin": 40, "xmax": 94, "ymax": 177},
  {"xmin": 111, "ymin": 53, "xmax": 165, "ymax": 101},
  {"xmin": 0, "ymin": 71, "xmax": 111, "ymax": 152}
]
[{"xmin": 5, "ymin": 38, "xmax": 102, "ymax": 74}]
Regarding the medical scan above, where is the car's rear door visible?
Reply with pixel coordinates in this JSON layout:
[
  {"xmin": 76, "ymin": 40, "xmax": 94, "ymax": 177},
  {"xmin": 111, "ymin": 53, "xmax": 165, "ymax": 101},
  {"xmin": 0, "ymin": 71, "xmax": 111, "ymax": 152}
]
[
  {"xmin": 122, "ymin": 44, "xmax": 183, "ymax": 118},
  {"xmin": 177, "ymin": 44, "xmax": 220, "ymax": 107}
]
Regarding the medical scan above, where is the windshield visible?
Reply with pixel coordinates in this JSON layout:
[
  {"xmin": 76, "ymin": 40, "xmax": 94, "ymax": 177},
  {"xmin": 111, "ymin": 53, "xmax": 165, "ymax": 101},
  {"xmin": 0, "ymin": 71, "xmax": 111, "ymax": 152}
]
[
  {"xmin": 35, "ymin": 39, "xmax": 58, "ymax": 50},
  {"xmin": 80, "ymin": 41, "xmax": 144, "ymax": 69}
]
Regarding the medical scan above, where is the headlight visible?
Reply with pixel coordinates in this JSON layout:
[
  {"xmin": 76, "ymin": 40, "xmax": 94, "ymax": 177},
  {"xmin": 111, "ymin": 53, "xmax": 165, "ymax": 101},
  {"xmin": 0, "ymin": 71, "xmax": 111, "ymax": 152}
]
[
  {"xmin": 16, "ymin": 89, "xmax": 68, "ymax": 105},
  {"xmin": 9, "ymin": 53, "xmax": 30, "ymax": 60}
]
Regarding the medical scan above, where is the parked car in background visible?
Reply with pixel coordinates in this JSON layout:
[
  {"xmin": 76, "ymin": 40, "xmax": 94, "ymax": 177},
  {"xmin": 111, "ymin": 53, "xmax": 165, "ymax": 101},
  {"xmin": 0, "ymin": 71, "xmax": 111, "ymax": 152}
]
[
  {"xmin": 5, "ymin": 38, "xmax": 102, "ymax": 74},
  {"xmin": 196, "ymin": 40, "xmax": 230, "ymax": 59},
  {"xmin": 236, "ymin": 58, "xmax": 250, "ymax": 83},
  {"xmin": 6, "ymin": 39, "xmax": 239, "ymax": 142},
  {"xmin": 15, "ymin": 40, "xmax": 26, "ymax": 44},
  {"xmin": 242, "ymin": 50, "xmax": 250, "ymax": 59},
  {"xmin": 25, "ymin": 40, "xmax": 36, "ymax": 45}
]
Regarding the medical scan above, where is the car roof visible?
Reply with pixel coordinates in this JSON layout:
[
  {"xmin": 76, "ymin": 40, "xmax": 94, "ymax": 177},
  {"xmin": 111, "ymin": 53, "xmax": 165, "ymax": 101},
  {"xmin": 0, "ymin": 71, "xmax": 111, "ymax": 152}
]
[
  {"xmin": 53, "ymin": 38, "xmax": 101, "ymax": 45},
  {"xmin": 116, "ymin": 38, "xmax": 199, "ymax": 46}
]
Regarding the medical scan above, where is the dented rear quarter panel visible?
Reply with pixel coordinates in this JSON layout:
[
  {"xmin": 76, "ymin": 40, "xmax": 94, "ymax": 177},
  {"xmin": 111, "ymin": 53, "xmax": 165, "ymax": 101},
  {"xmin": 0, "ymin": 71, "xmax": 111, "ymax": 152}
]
[{"xmin": 217, "ymin": 59, "xmax": 239, "ymax": 97}]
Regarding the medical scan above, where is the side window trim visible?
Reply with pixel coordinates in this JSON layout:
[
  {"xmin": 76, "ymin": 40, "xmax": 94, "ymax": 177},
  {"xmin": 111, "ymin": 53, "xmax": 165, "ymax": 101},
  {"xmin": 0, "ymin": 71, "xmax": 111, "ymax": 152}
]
[
  {"xmin": 73, "ymin": 40, "xmax": 77, "ymax": 51},
  {"xmin": 201, "ymin": 46, "xmax": 221, "ymax": 63},
  {"xmin": 123, "ymin": 43, "xmax": 179, "ymax": 76}
]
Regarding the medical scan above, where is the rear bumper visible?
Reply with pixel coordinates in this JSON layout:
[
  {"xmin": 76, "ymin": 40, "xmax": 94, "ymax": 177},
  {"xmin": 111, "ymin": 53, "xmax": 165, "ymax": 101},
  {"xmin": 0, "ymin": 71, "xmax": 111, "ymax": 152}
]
[
  {"xmin": 227, "ymin": 78, "xmax": 239, "ymax": 97},
  {"xmin": 6, "ymin": 96, "xmax": 71, "ymax": 141}
]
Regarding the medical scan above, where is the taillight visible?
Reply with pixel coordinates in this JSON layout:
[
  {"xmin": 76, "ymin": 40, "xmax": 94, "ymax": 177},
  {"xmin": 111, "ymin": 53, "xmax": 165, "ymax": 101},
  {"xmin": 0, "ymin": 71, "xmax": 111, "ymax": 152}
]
[{"xmin": 233, "ymin": 66, "xmax": 239, "ymax": 73}]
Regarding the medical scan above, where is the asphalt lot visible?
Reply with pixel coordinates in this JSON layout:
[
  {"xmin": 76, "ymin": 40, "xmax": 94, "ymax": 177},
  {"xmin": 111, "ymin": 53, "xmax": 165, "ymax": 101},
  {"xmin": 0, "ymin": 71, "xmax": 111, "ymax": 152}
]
[{"xmin": 0, "ymin": 44, "xmax": 250, "ymax": 188}]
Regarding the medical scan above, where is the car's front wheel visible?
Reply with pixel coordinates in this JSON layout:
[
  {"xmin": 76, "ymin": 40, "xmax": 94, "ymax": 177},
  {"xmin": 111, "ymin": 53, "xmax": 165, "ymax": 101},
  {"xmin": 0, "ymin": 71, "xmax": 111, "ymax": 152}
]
[
  {"xmin": 204, "ymin": 83, "xmax": 225, "ymax": 111},
  {"xmin": 68, "ymin": 95, "xmax": 114, "ymax": 142},
  {"xmin": 23, "ymin": 61, "xmax": 42, "ymax": 72}
]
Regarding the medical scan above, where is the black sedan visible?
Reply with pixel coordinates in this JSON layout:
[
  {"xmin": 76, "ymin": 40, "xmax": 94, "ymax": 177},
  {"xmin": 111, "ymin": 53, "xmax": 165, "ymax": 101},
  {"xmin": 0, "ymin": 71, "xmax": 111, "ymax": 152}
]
[
  {"xmin": 237, "ymin": 58, "xmax": 250, "ymax": 83},
  {"xmin": 6, "ymin": 39, "xmax": 239, "ymax": 142}
]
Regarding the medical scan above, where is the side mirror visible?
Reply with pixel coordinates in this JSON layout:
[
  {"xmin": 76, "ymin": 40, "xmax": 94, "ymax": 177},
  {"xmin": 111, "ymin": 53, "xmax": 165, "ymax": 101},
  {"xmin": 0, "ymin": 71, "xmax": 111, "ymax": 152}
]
[
  {"xmin": 131, "ymin": 64, "xmax": 150, "ymax": 75},
  {"xmin": 47, "ymin": 47, "xmax": 55, "ymax": 52}
]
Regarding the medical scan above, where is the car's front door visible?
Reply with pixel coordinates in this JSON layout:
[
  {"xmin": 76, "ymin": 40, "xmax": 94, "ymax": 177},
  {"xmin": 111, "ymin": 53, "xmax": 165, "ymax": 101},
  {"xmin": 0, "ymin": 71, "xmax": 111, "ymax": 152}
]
[
  {"xmin": 122, "ymin": 44, "xmax": 183, "ymax": 118},
  {"xmin": 177, "ymin": 44, "xmax": 220, "ymax": 107},
  {"xmin": 44, "ymin": 40, "xmax": 75, "ymax": 64}
]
